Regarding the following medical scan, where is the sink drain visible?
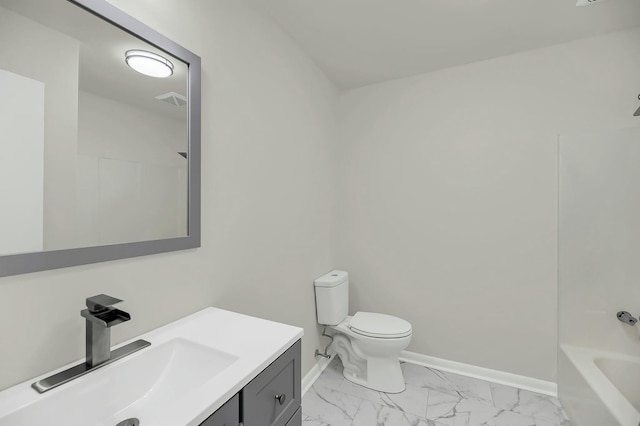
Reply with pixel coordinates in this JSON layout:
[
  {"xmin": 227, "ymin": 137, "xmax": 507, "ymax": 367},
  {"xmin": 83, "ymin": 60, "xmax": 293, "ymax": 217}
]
[{"xmin": 116, "ymin": 419, "xmax": 139, "ymax": 426}]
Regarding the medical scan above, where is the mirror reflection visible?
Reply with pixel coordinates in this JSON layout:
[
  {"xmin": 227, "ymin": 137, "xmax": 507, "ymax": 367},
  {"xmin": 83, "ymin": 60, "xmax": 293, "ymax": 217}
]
[{"xmin": 0, "ymin": 0, "xmax": 189, "ymax": 256}]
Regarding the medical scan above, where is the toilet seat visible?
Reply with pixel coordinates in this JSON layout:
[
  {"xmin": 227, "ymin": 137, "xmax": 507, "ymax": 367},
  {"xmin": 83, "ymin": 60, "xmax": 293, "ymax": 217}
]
[{"xmin": 349, "ymin": 312, "xmax": 412, "ymax": 339}]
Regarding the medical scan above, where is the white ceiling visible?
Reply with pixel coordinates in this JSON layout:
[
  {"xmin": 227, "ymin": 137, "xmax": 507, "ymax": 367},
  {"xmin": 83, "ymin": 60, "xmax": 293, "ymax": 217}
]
[
  {"xmin": 248, "ymin": 0, "xmax": 640, "ymax": 89},
  {"xmin": 1, "ymin": 0, "xmax": 189, "ymax": 121}
]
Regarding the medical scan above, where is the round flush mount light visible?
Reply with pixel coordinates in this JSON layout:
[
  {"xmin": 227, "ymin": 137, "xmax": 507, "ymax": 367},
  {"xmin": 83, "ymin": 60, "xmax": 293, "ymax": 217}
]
[{"xmin": 125, "ymin": 50, "xmax": 174, "ymax": 78}]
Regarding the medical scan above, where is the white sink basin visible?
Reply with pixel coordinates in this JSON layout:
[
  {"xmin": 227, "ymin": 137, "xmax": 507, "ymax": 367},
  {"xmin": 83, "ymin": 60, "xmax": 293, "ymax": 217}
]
[
  {"xmin": 0, "ymin": 308, "xmax": 303, "ymax": 426},
  {"xmin": 1, "ymin": 338, "xmax": 237, "ymax": 426}
]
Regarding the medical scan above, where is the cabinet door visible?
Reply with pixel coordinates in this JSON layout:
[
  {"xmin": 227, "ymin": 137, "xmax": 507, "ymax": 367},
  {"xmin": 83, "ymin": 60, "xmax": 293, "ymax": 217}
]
[
  {"xmin": 285, "ymin": 407, "xmax": 302, "ymax": 426},
  {"xmin": 242, "ymin": 340, "xmax": 301, "ymax": 426},
  {"xmin": 200, "ymin": 394, "xmax": 239, "ymax": 426}
]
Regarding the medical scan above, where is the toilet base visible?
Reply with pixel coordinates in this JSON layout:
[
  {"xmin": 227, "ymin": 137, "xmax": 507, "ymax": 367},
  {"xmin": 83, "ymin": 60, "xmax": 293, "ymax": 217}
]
[
  {"xmin": 331, "ymin": 332, "xmax": 407, "ymax": 393},
  {"xmin": 341, "ymin": 355, "xmax": 406, "ymax": 393},
  {"xmin": 328, "ymin": 316, "xmax": 411, "ymax": 394}
]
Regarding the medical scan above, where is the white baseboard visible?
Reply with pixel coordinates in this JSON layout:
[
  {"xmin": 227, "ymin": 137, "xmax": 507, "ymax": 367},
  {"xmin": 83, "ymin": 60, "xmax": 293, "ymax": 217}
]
[
  {"xmin": 302, "ymin": 352, "xmax": 335, "ymax": 396},
  {"xmin": 302, "ymin": 350, "xmax": 557, "ymax": 398},
  {"xmin": 400, "ymin": 350, "xmax": 557, "ymax": 397}
]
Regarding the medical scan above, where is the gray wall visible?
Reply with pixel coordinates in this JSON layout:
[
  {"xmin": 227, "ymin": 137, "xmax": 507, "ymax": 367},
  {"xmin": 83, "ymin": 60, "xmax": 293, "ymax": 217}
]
[
  {"xmin": 0, "ymin": 5, "xmax": 80, "ymax": 250},
  {"xmin": 559, "ymin": 126, "xmax": 640, "ymax": 356},
  {"xmin": 0, "ymin": 0, "xmax": 338, "ymax": 391},
  {"xmin": 76, "ymin": 90, "xmax": 188, "ymax": 247},
  {"xmin": 558, "ymin": 126, "xmax": 640, "ymax": 425},
  {"xmin": 1, "ymin": 0, "xmax": 638, "ymax": 392},
  {"xmin": 336, "ymin": 28, "xmax": 640, "ymax": 382}
]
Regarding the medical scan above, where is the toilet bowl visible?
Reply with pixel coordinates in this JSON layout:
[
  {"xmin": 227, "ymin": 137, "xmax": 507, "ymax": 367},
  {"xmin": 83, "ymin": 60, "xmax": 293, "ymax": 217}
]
[
  {"xmin": 314, "ymin": 271, "xmax": 412, "ymax": 393},
  {"xmin": 330, "ymin": 312, "xmax": 411, "ymax": 393}
]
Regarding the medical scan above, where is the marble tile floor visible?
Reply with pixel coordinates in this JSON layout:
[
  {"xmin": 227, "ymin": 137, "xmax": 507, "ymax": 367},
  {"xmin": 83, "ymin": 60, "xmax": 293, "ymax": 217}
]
[{"xmin": 302, "ymin": 357, "xmax": 572, "ymax": 426}]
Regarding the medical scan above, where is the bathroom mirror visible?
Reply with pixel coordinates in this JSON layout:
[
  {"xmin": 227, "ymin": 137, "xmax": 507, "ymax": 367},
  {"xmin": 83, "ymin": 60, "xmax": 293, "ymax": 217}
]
[{"xmin": 0, "ymin": 0, "xmax": 201, "ymax": 277}]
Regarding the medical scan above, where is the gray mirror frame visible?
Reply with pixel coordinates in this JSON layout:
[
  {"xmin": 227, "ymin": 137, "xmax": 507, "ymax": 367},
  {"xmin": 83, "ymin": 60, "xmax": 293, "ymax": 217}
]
[{"xmin": 0, "ymin": 0, "xmax": 201, "ymax": 278}]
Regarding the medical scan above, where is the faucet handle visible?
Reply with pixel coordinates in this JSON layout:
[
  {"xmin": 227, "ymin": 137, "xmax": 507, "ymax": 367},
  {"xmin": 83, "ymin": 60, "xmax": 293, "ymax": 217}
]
[
  {"xmin": 86, "ymin": 294, "xmax": 123, "ymax": 313},
  {"xmin": 617, "ymin": 311, "xmax": 638, "ymax": 326}
]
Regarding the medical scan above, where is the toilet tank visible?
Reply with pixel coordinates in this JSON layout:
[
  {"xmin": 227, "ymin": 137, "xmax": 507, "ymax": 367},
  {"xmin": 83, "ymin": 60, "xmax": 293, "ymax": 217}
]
[{"xmin": 314, "ymin": 270, "xmax": 349, "ymax": 325}]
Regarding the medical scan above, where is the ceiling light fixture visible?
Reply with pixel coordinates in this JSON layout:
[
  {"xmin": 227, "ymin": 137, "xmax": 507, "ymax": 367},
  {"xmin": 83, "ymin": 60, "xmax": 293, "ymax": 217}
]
[{"xmin": 125, "ymin": 50, "xmax": 174, "ymax": 78}]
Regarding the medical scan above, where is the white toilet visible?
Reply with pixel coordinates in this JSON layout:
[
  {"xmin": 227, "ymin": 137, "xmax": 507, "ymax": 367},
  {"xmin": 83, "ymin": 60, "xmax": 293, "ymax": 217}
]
[{"xmin": 314, "ymin": 270, "xmax": 412, "ymax": 393}]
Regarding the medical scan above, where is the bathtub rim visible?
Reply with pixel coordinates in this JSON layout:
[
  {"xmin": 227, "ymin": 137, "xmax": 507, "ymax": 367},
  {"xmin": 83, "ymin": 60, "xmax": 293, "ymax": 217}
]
[{"xmin": 561, "ymin": 344, "xmax": 640, "ymax": 426}]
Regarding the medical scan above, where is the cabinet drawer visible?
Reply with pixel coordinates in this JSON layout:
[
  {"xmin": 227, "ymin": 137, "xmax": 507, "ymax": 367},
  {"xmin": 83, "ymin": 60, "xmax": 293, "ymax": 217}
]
[
  {"xmin": 285, "ymin": 407, "xmax": 302, "ymax": 426},
  {"xmin": 200, "ymin": 394, "xmax": 239, "ymax": 426},
  {"xmin": 242, "ymin": 340, "xmax": 301, "ymax": 426}
]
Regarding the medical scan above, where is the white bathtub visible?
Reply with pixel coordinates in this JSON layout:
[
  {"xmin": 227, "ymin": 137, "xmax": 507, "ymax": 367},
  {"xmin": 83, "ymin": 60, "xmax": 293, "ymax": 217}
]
[{"xmin": 560, "ymin": 345, "xmax": 640, "ymax": 426}]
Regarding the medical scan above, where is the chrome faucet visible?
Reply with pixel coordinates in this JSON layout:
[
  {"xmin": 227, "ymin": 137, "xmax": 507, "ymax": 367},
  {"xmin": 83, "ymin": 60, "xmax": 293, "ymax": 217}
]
[
  {"xmin": 32, "ymin": 294, "xmax": 151, "ymax": 393},
  {"xmin": 81, "ymin": 294, "xmax": 130, "ymax": 366}
]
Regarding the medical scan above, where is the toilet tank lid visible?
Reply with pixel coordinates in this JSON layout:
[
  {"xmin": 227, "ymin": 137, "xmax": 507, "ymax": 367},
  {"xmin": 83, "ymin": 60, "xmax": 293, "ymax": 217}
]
[
  {"xmin": 314, "ymin": 270, "xmax": 348, "ymax": 287},
  {"xmin": 350, "ymin": 312, "xmax": 412, "ymax": 337}
]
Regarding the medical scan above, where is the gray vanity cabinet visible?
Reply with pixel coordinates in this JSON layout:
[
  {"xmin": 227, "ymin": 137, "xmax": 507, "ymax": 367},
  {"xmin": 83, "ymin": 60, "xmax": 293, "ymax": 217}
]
[
  {"xmin": 199, "ymin": 340, "xmax": 301, "ymax": 426},
  {"xmin": 200, "ymin": 394, "xmax": 239, "ymax": 426},
  {"xmin": 242, "ymin": 340, "xmax": 301, "ymax": 426},
  {"xmin": 285, "ymin": 408, "xmax": 302, "ymax": 426}
]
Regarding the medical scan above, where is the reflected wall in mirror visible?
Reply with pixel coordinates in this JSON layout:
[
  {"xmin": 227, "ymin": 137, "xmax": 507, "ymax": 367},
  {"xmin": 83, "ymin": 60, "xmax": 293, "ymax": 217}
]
[{"xmin": 0, "ymin": 0, "xmax": 201, "ymax": 276}]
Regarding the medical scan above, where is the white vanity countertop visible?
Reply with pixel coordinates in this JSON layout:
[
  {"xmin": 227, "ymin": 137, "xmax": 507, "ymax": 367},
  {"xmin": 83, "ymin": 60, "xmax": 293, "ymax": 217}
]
[{"xmin": 0, "ymin": 307, "xmax": 304, "ymax": 426}]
